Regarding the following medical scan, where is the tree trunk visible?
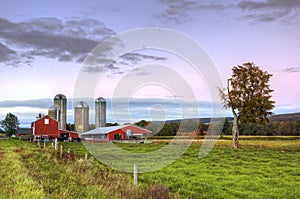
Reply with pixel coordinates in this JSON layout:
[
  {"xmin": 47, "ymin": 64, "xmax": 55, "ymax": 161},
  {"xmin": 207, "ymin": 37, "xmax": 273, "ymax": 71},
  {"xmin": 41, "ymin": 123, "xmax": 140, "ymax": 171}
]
[
  {"xmin": 227, "ymin": 79, "xmax": 240, "ymax": 148},
  {"xmin": 232, "ymin": 113, "xmax": 240, "ymax": 148}
]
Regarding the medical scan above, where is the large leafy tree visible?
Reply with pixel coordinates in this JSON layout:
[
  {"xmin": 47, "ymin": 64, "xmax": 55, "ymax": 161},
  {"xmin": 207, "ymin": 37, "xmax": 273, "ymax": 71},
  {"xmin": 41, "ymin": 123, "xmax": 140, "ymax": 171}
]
[
  {"xmin": 0, "ymin": 113, "xmax": 20, "ymax": 136},
  {"xmin": 219, "ymin": 62, "xmax": 275, "ymax": 148}
]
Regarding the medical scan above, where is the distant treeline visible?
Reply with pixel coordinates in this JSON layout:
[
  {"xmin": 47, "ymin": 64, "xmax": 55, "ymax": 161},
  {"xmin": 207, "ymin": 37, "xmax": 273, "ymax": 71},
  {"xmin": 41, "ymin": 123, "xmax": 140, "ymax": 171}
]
[
  {"xmin": 223, "ymin": 119, "xmax": 300, "ymax": 136},
  {"xmin": 135, "ymin": 112, "xmax": 300, "ymax": 136},
  {"xmin": 270, "ymin": 113, "xmax": 300, "ymax": 122}
]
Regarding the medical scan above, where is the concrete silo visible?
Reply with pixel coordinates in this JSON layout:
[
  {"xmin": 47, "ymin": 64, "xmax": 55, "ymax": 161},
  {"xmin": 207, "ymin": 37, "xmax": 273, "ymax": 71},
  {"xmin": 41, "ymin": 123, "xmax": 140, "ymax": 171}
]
[
  {"xmin": 54, "ymin": 94, "xmax": 67, "ymax": 130},
  {"xmin": 48, "ymin": 105, "xmax": 59, "ymax": 121},
  {"xmin": 95, "ymin": 97, "xmax": 106, "ymax": 128},
  {"xmin": 74, "ymin": 101, "xmax": 89, "ymax": 133}
]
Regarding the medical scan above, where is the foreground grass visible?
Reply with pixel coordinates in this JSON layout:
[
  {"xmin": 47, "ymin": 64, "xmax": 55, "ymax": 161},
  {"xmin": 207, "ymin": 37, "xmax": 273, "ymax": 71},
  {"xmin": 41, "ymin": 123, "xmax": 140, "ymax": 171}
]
[
  {"xmin": 0, "ymin": 139, "xmax": 169, "ymax": 199},
  {"xmin": 46, "ymin": 137, "xmax": 300, "ymax": 199},
  {"xmin": 138, "ymin": 140, "xmax": 300, "ymax": 198},
  {"xmin": 61, "ymin": 139, "xmax": 300, "ymax": 198},
  {"xmin": 1, "ymin": 138, "xmax": 300, "ymax": 198},
  {"xmin": 0, "ymin": 140, "xmax": 44, "ymax": 199}
]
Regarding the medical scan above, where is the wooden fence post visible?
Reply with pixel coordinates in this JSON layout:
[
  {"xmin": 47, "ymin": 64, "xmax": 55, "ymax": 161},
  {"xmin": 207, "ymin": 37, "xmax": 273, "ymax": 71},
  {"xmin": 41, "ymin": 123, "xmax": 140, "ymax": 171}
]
[
  {"xmin": 67, "ymin": 148, "xmax": 70, "ymax": 159},
  {"xmin": 60, "ymin": 145, "xmax": 63, "ymax": 159},
  {"xmin": 134, "ymin": 163, "xmax": 138, "ymax": 186},
  {"xmin": 54, "ymin": 138, "xmax": 58, "ymax": 150}
]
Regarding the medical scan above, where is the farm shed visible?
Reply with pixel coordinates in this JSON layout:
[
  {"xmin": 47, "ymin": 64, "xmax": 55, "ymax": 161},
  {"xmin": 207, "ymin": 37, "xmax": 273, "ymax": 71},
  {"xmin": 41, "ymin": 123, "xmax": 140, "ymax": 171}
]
[
  {"xmin": 59, "ymin": 129, "xmax": 79, "ymax": 141},
  {"xmin": 31, "ymin": 115, "xmax": 78, "ymax": 140},
  {"xmin": 81, "ymin": 124, "xmax": 152, "ymax": 142},
  {"xmin": 16, "ymin": 128, "xmax": 32, "ymax": 136}
]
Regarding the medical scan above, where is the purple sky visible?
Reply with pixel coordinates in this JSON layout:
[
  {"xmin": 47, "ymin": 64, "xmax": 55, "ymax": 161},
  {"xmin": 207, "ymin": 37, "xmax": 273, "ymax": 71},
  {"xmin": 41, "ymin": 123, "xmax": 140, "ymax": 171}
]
[{"xmin": 0, "ymin": 0, "xmax": 300, "ymax": 126}]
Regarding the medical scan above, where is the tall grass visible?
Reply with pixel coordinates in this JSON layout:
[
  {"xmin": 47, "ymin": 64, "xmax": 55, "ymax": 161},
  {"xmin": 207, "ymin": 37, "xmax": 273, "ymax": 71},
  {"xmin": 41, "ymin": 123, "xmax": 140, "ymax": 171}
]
[
  {"xmin": 0, "ymin": 139, "xmax": 170, "ymax": 199},
  {"xmin": 1, "ymin": 138, "xmax": 300, "ymax": 198},
  {"xmin": 0, "ymin": 140, "xmax": 45, "ymax": 199},
  {"xmin": 53, "ymin": 139, "xmax": 300, "ymax": 198}
]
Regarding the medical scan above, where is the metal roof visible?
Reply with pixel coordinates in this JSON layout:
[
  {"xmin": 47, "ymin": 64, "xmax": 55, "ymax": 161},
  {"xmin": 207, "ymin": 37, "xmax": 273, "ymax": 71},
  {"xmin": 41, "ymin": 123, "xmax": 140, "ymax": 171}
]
[
  {"xmin": 95, "ymin": 97, "xmax": 106, "ymax": 103},
  {"xmin": 54, "ymin": 94, "xmax": 67, "ymax": 100},
  {"xmin": 82, "ymin": 125, "xmax": 128, "ymax": 135},
  {"xmin": 75, "ymin": 101, "xmax": 89, "ymax": 108},
  {"xmin": 82, "ymin": 124, "xmax": 151, "ymax": 135}
]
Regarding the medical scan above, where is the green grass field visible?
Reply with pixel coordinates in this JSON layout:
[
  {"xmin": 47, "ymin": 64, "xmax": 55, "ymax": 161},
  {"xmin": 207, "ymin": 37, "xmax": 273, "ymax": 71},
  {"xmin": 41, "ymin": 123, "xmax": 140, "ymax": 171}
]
[
  {"xmin": 0, "ymin": 138, "xmax": 300, "ymax": 198},
  {"xmin": 139, "ymin": 140, "xmax": 300, "ymax": 198},
  {"xmin": 0, "ymin": 139, "xmax": 168, "ymax": 199}
]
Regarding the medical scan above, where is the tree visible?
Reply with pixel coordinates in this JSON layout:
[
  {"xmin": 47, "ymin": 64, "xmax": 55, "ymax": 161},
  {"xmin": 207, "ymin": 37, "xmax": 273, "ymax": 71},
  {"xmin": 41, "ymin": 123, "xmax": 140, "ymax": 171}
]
[
  {"xmin": 0, "ymin": 113, "xmax": 20, "ymax": 136},
  {"xmin": 221, "ymin": 119, "xmax": 231, "ymax": 135},
  {"xmin": 158, "ymin": 123, "xmax": 173, "ymax": 136},
  {"xmin": 106, "ymin": 122, "xmax": 119, "ymax": 127},
  {"xmin": 135, "ymin": 120, "xmax": 150, "ymax": 127},
  {"xmin": 219, "ymin": 62, "xmax": 275, "ymax": 148},
  {"xmin": 197, "ymin": 122, "xmax": 208, "ymax": 135}
]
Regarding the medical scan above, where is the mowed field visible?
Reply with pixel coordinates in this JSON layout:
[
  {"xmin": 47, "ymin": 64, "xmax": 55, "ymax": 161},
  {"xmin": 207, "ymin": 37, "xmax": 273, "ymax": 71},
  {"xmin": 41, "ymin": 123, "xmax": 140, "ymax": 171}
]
[
  {"xmin": 139, "ymin": 139, "xmax": 300, "ymax": 198},
  {"xmin": 0, "ymin": 138, "xmax": 300, "ymax": 199}
]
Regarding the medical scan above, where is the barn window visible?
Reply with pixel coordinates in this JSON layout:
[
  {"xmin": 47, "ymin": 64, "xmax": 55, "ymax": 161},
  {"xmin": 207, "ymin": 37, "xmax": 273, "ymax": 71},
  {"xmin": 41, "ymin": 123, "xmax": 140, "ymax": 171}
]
[
  {"xmin": 44, "ymin": 118, "xmax": 49, "ymax": 124},
  {"xmin": 126, "ymin": 130, "xmax": 132, "ymax": 139}
]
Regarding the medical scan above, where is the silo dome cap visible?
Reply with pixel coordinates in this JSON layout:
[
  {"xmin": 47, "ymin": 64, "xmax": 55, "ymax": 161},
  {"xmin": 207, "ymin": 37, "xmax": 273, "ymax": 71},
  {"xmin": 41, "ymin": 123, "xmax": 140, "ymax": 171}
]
[
  {"xmin": 54, "ymin": 94, "xmax": 67, "ymax": 100},
  {"xmin": 95, "ymin": 97, "xmax": 106, "ymax": 102},
  {"xmin": 75, "ymin": 101, "xmax": 89, "ymax": 108},
  {"xmin": 49, "ymin": 105, "xmax": 59, "ymax": 110}
]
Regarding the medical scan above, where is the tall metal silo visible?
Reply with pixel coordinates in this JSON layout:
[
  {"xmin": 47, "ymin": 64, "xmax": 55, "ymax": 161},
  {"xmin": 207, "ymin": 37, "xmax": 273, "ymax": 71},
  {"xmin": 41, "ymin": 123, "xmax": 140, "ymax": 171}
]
[
  {"xmin": 48, "ymin": 105, "xmax": 59, "ymax": 121},
  {"xmin": 95, "ymin": 97, "xmax": 106, "ymax": 128},
  {"xmin": 54, "ymin": 94, "xmax": 67, "ymax": 130},
  {"xmin": 74, "ymin": 101, "xmax": 89, "ymax": 133}
]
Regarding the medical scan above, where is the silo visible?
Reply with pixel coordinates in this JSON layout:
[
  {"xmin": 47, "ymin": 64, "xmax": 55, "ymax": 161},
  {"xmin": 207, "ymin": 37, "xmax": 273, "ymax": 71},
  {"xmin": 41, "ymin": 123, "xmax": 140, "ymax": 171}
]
[
  {"xmin": 95, "ymin": 97, "xmax": 106, "ymax": 128},
  {"xmin": 74, "ymin": 101, "xmax": 89, "ymax": 133},
  {"xmin": 54, "ymin": 94, "xmax": 67, "ymax": 130},
  {"xmin": 48, "ymin": 105, "xmax": 59, "ymax": 121}
]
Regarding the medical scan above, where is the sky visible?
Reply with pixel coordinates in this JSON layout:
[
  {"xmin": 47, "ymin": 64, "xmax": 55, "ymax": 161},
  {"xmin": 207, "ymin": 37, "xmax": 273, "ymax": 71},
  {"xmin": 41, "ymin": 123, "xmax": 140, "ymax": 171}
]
[{"xmin": 0, "ymin": 0, "xmax": 300, "ymax": 127}]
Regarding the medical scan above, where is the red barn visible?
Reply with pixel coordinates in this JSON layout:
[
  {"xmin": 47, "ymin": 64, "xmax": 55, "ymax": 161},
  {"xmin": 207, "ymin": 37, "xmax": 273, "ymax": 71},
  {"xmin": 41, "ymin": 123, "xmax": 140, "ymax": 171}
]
[
  {"xmin": 81, "ymin": 124, "xmax": 153, "ymax": 142},
  {"xmin": 32, "ymin": 115, "xmax": 59, "ymax": 139},
  {"xmin": 31, "ymin": 115, "xmax": 78, "ymax": 140}
]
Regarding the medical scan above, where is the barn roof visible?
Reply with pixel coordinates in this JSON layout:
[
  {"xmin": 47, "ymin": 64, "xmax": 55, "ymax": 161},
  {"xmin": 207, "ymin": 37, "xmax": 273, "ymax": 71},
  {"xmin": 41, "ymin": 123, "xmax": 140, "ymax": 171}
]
[
  {"xmin": 82, "ymin": 124, "xmax": 151, "ymax": 135},
  {"xmin": 32, "ymin": 115, "xmax": 57, "ymax": 124},
  {"xmin": 17, "ymin": 128, "xmax": 31, "ymax": 135}
]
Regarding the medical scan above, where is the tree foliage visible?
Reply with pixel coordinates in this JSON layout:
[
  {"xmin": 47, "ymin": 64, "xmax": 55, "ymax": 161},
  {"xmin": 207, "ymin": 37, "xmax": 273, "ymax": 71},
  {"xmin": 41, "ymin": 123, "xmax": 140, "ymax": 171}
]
[
  {"xmin": 135, "ymin": 120, "xmax": 150, "ymax": 127},
  {"xmin": 219, "ymin": 62, "xmax": 275, "ymax": 148},
  {"xmin": 135, "ymin": 119, "xmax": 208, "ymax": 136},
  {"xmin": 0, "ymin": 113, "xmax": 20, "ymax": 136}
]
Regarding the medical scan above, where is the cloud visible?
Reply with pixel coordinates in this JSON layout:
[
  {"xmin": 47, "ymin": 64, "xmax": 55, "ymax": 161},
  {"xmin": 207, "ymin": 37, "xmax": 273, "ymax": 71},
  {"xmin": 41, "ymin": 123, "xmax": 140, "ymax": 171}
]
[
  {"xmin": 238, "ymin": 0, "xmax": 300, "ymax": 10},
  {"xmin": 0, "ymin": 42, "xmax": 16, "ymax": 62},
  {"xmin": 121, "ymin": 53, "xmax": 167, "ymax": 63},
  {"xmin": 0, "ymin": 17, "xmax": 110, "ymax": 66},
  {"xmin": 156, "ymin": 0, "xmax": 197, "ymax": 24},
  {"xmin": 156, "ymin": 0, "xmax": 300, "ymax": 24},
  {"xmin": 156, "ymin": 0, "xmax": 230, "ymax": 24},
  {"xmin": 240, "ymin": 9, "xmax": 291, "ymax": 22},
  {"xmin": 0, "ymin": 17, "xmax": 166, "ymax": 69},
  {"xmin": 238, "ymin": 0, "xmax": 300, "ymax": 23},
  {"xmin": 283, "ymin": 67, "xmax": 300, "ymax": 73},
  {"xmin": 0, "ymin": 99, "xmax": 52, "ymax": 109},
  {"xmin": 82, "ymin": 52, "xmax": 167, "ymax": 75},
  {"xmin": 129, "ymin": 68, "xmax": 152, "ymax": 76}
]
